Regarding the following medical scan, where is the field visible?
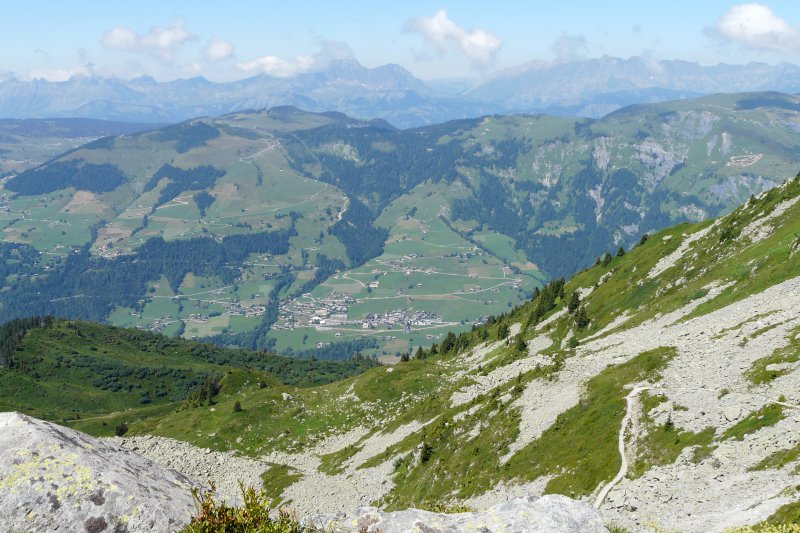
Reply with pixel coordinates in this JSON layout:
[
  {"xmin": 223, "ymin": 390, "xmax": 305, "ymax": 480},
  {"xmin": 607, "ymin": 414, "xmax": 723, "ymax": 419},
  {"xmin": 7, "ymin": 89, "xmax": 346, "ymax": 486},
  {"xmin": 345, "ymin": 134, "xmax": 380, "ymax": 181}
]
[{"xmin": 269, "ymin": 180, "xmax": 544, "ymax": 357}]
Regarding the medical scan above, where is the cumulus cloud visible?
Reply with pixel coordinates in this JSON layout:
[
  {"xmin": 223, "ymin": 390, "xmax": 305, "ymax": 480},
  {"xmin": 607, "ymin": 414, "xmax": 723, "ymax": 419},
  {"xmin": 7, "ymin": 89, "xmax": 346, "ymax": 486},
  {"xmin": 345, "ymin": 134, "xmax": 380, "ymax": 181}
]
[
  {"xmin": 550, "ymin": 33, "xmax": 588, "ymax": 61},
  {"xmin": 708, "ymin": 3, "xmax": 800, "ymax": 53},
  {"xmin": 238, "ymin": 55, "xmax": 315, "ymax": 77},
  {"xmin": 405, "ymin": 8, "xmax": 502, "ymax": 69},
  {"xmin": 205, "ymin": 38, "xmax": 234, "ymax": 62},
  {"xmin": 101, "ymin": 20, "xmax": 193, "ymax": 61},
  {"xmin": 238, "ymin": 40, "xmax": 353, "ymax": 77}
]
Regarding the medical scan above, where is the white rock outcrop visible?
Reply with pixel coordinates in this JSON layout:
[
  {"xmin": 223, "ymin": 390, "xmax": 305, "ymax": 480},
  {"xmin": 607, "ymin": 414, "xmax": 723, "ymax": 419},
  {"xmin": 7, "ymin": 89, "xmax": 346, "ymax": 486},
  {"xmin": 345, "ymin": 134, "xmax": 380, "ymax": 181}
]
[
  {"xmin": 0, "ymin": 412, "xmax": 200, "ymax": 533},
  {"xmin": 308, "ymin": 494, "xmax": 608, "ymax": 533}
]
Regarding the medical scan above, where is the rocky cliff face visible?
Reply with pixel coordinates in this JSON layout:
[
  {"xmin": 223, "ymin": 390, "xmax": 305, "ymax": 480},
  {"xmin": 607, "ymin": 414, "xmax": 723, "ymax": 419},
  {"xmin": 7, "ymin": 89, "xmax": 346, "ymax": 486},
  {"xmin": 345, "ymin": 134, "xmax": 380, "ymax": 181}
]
[{"xmin": 0, "ymin": 412, "xmax": 200, "ymax": 533}]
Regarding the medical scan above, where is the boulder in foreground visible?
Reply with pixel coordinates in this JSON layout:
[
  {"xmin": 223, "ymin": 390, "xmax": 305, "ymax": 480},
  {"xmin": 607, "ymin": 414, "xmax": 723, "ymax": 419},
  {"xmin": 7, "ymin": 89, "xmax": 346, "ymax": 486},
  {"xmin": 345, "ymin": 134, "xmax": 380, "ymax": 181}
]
[
  {"xmin": 308, "ymin": 495, "xmax": 608, "ymax": 533},
  {"xmin": 0, "ymin": 412, "xmax": 199, "ymax": 533}
]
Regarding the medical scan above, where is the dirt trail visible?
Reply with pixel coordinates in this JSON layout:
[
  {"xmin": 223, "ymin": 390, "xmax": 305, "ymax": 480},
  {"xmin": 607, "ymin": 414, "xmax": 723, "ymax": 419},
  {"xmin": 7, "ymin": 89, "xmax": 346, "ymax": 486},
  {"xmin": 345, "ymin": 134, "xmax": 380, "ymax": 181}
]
[{"xmin": 593, "ymin": 385, "xmax": 654, "ymax": 509}]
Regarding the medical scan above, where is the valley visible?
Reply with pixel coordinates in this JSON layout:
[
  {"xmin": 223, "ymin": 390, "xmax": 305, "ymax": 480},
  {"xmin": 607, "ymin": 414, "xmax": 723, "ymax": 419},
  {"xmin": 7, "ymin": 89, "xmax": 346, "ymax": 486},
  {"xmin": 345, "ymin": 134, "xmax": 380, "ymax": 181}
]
[
  {"xmin": 0, "ymin": 93, "xmax": 799, "ymax": 358},
  {"xmin": 3, "ymin": 170, "xmax": 798, "ymax": 531}
]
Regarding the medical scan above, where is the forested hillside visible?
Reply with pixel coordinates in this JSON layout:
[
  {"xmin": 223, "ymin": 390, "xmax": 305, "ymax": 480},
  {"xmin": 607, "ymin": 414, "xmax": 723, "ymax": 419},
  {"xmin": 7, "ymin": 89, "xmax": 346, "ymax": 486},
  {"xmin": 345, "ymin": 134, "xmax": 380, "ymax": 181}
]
[{"xmin": 1, "ymin": 94, "xmax": 798, "ymax": 356}]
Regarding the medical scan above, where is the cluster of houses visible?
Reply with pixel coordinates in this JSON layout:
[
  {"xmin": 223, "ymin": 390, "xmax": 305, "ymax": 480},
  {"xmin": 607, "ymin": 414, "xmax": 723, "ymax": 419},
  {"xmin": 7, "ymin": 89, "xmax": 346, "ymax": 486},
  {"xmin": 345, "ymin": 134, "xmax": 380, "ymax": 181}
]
[
  {"xmin": 359, "ymin": 309, "xmax": 442, "ymax": 331},
  {"xmin": 134, "ymin": 318, "xmax": 175, "ymax": 334},
  {"xmin": 226, "ymin": 302, "xmax": 266, "ymax": 317},
  {"xmin": 274, "ymin": 291, "xmax": 355, "ymax": 330}
]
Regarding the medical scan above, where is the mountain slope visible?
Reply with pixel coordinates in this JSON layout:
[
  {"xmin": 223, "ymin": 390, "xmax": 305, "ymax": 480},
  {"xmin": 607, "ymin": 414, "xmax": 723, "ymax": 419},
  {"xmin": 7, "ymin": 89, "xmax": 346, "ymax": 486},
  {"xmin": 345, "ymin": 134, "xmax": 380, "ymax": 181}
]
[
  {"xmin": 42, "ymin": 172, "xmax": 800, "ymax": 531},
  {"xmin": 0, "ymin": 117, "xmax": 162, "ymax": 176},
  {"xmin": 0, "ymin": 95, "xmax": 798, "ymax": 358},
  {"xmin": 0, "ymin": 317, "xmax": 375, "ymax": 420}
]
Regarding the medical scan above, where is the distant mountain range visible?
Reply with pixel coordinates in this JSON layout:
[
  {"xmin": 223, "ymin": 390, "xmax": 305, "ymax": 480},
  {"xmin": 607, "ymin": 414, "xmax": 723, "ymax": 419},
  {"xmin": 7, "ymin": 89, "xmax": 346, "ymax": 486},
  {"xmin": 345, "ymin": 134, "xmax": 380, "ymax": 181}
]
[{"xmin": 2, "ymin": 57, "xmax": 800, "ymax": 127}]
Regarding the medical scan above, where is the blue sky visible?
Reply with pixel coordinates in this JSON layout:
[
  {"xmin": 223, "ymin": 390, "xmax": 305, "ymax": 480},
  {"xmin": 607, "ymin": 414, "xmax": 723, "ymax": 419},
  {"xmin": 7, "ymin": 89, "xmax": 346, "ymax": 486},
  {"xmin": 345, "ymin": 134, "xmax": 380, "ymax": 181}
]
[{"xmin": 4, "ymin": 1, "xmax": 800, "ymax": 81}]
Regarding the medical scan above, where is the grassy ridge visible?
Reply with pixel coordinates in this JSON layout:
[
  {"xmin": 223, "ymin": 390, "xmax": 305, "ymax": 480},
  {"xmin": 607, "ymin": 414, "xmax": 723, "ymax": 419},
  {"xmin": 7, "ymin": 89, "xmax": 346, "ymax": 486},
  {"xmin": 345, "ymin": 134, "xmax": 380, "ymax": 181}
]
[{"xmin": 0, "ymin": 318, "xmax": 375, "ymax": 421}]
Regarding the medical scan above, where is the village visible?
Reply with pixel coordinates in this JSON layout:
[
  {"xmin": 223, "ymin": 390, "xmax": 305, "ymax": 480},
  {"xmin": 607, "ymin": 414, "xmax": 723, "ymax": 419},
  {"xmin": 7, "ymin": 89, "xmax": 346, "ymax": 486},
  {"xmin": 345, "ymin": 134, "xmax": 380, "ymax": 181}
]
[{"xmin": 274, "ymin": 290, "xmax": 444, "ymax": 334}]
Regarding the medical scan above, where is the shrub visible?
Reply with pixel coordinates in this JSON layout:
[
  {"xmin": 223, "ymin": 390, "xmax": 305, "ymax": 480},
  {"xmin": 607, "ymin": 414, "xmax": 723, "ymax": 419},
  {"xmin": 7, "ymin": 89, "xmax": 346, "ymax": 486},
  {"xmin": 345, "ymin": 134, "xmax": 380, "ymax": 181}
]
[
  {"xmin": 420, "ymin": 441, "xmax": 433, "ymax": 463},
  {"xmin": 233, "ymin": 400, "xmax": 242, "ymax": 413},
  {"xmin": 115, "ymin": 423, "xmax": 128, "ymax": 437},
  {"xmin": 179, "ymin": 482, "xmax": 305, "ymax": 533},
  {"xmin": 419, "ymin": 500, "xmax": 474, "ymax": 514}
]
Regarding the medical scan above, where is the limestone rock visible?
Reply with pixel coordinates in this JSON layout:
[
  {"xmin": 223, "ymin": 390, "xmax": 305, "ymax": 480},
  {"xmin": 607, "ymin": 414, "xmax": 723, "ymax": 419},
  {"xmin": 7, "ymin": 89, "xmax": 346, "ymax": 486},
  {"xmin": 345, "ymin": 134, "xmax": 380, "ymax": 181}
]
[
  {"xmin": 0, "ymin": 412, "xmax": 200, "ymax": 533},
  {"xmin": 723, "ymin": 404, "xmax": 742, "ymax": 422},
  {"xmin": 307, "ymin": 494, "xmax": 608, "ymax": 533}
]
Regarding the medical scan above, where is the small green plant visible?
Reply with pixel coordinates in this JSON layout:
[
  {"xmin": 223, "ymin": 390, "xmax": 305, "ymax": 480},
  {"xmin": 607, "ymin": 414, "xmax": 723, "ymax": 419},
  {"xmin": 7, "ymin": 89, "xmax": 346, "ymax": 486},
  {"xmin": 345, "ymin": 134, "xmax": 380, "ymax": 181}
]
[
  {"xmin": 233, "ymin": 400, "xmax": 242, "ymax": 413},
  {"xmin": 420, "ymin": 441, "xmax": 434, "ymax": 463},
  {"xmin": 179, "ymin": 482, "xmax": 305, "ymax": 532},
  {"xmin": 418, "ymin": 500, "xmax": 474, "ymax": 514},
  {"xmin": 567, "ymin": 336, "xmax": 579, "ymax": 349},
  {"xmin": 607, "ymin": 523, "xmax": 631, "ymax": 533}
]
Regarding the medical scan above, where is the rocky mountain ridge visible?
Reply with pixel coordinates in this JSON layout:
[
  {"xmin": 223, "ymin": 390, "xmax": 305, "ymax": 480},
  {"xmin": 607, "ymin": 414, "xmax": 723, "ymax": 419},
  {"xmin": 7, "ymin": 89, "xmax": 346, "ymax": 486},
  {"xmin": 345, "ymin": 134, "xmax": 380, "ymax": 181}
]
[{"xmin": 3, "ymin": 57, "xmax": 800, "ymax": 126}]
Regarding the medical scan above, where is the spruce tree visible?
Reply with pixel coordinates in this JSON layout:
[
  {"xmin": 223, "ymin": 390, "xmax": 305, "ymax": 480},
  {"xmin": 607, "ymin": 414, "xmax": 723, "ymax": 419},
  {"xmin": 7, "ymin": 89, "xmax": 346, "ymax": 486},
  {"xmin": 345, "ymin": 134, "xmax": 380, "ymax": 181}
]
[
  {"xmin": 497, "ymin": 322, "xmax": 510, "ymax": 339},
  {"xmin": 567, "ymin": 291, "xmax": 580, "ymax": 314},
  {"xmin": 575, "ymin": 306, "xmax": 590, "ymax": 329}
]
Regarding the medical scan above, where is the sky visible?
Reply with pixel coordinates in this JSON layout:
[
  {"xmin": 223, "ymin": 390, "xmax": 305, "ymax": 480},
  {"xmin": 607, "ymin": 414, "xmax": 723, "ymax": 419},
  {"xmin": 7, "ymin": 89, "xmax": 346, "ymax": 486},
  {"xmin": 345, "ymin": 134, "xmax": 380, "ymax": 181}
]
[{"xmin": 3, "ymin": 1, "xmax": 800, "ymax": 82}]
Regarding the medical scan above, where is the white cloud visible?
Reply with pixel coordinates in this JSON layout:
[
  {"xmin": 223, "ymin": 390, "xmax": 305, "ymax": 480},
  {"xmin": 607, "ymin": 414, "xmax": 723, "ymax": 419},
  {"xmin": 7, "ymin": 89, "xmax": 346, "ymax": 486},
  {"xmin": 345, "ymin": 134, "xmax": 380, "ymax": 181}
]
[
  {"xmin": 101, "ymin": 20, "xmax": 193, "ymax": 61},
  {"xmin": 238, "ymin": 55, "xmax": 315, "ymax": 77},
  {"xmin": 405, "ymin": 9, "xmax": 502, "ymax": 69},
  {"xmin": 205, "ymin": 38, "xmax": 234, "ymax": 62},
  {"xmin": 550, "ymin": 33, "xmax": 588, "ymax": 62},
  {"xmin": 101, "ymin": 27, "xmax": 137, "ymax": 51},
  {"xmin": 28, "ymin": 63, "xmax": 97, "ymax": 82},
  {"xmin": 710, "ymin": 3, "xmax": 800, "ymax": 53},
  {"xmin": 238, "ymin": 40, "xmax": 353, "ymax": 77}
]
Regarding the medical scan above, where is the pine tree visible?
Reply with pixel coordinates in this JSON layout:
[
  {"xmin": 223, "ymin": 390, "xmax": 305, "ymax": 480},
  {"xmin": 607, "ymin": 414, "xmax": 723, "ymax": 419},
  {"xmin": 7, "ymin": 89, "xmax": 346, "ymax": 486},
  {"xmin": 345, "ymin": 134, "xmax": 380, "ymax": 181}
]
[
  {"xmin": 497, "ymin": 323, "xmax": 510, "ymax": 339},
  {"xmin": 567, "ymin": 291, "xmax": 580, "ymax": 314},
  {"xmin": 233, "ymin": 400, "xmax": 242, "ymax": 412},
  {"xmin": 575, "ymin": 306, "xmax": 590, "ymax": 329},
  {"xmin": 616, "ymin": 246, "xmax": 626, "ymax": 257}
]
